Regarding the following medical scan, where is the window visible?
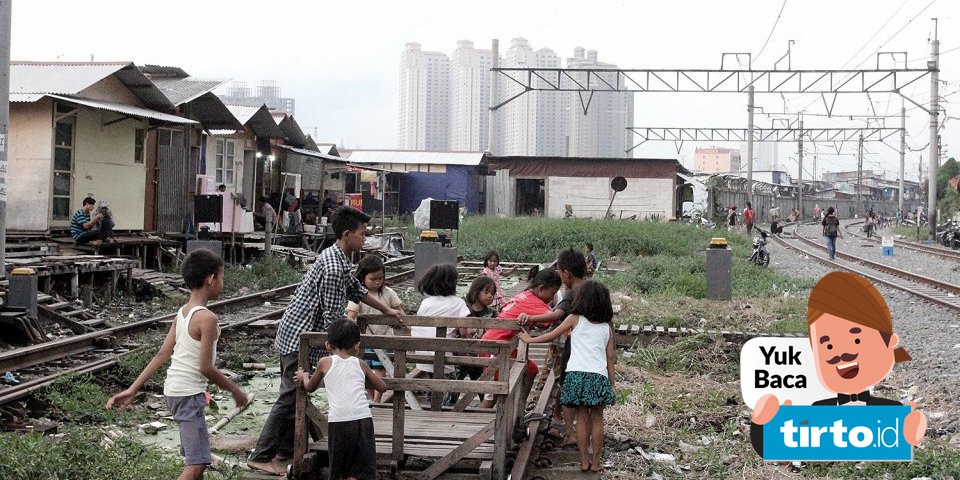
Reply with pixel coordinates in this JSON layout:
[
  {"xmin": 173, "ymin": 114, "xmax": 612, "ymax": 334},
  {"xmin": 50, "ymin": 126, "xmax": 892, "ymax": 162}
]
[
  {"xmin": 52, "ymin": 102, "xmax": 77, "ymax": 221},
  {"xmin": 215, "ymin": 139, "xmax": 236, "ymax": 185},
  {"xmin": 134, "ymin": 129, "xmax": 145, "ymax": 163}
]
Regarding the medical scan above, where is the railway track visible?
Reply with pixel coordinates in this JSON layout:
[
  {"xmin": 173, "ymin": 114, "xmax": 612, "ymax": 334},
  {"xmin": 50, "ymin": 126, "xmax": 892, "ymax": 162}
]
[
  {"xmin": 772, "ymin": 223, "xmax": 960, "ymax": 311},
  {"xmin": 0, "ymin": 284, "xmax": 298, "ymax": 406},
  {"xmin": 843, "ymin": 220, "xmax": 960, "ymax": 261}
]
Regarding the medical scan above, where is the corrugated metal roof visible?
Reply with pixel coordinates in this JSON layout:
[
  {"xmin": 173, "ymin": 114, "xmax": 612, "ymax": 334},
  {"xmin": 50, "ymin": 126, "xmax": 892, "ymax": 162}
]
[
  {"xmin": 224, "ymin": 104, "xmax": 284, "ymax": 139},
  {"xmin": 277, "ymin": 116, "xmax": 308, "ymax": 148},
  {"xmin": 224, "ymin": 104, "xmax": 261, "ymax": 125},
  {"xmin": 316, "ymin": 143, "xmax": 339, "ymax": 156},
  {"xmin": 11, "ymin": 61, "xmax": 175, "ymax": 111},
  {"xmin": 187, "ymin": 92, "xmax": 245, "ymax": 131},
  {"xmin": 10, "ymin": 93, "xmax": 43, "ymax": 102},
  {"xmin": 150, "ymin": 77, "xmax": 230, "ymax": 106},
  {"xmin": 47, "ymin": 94, "xmax": 195, "ymax": 124},
  {"xmin": 278, "ymin": 145, "xmax": 347, "ymax": 162},
  {"xmin": 344, "ymin": 150, "xmax": 486, "ymax": 166},
  {"xmin": 208, "ymin": 129, "xmax": 241, "ymax": 136}
]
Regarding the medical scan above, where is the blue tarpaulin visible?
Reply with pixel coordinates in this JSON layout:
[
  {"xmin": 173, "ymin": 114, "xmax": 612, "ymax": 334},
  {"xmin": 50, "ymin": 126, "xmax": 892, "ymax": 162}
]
[{"xmin": 399, "ymin": 166, "xmax": 480, "ymax": 214}]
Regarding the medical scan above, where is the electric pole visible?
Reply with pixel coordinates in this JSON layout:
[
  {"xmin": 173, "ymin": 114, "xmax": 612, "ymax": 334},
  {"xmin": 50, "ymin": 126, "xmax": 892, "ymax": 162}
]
[
  {"xmin": 747, "ymin": 85, "xmax": 754, "ymax": 207},
  {"xmin": 0, "ymin": 0, "xmax": 11, "ymax": 279},
  {"xmin": 899, "ymin": 104, "xmax": 905, "ymax": 216},
  {"xmin": 857, "ymin": 134, "xmax": 864, "ymax": 216},
  {"xmin": 797, "ymin": 117, "xmax": 804, "ymax": 220},
  {"xmin": 927, "ymin": 18, "xmax": 939, "ymax": 240}
]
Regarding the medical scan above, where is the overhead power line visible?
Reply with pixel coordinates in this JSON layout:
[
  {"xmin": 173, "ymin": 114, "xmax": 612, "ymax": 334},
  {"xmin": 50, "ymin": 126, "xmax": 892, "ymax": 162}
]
[{"xmin": 755, "ymin": 0, "xmax": 788, "ymax": 62}]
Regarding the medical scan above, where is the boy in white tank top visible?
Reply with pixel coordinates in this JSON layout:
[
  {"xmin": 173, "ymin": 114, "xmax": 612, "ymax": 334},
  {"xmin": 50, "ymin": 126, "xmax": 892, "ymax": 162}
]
[
  {"xmin": 107, "ymin": 250, "xmax": 249, "ymax": 480},
  {"xmin": 296, "ymin": 319, "xmax": 387, "ymax": 480}
]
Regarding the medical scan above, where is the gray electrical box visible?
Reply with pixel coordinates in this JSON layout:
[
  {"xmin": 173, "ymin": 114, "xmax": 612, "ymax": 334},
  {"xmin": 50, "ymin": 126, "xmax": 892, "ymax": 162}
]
[
  {"xmin": 8, "ymin": 268, "xmax": 38, "ymax": 319},
  {"xmin": 414, "ymin": 242, "xmax": 459, "ymax": 283},
  {"xmin": 706, "ymin": 247, "xmax": 732, "ymax": 301}
]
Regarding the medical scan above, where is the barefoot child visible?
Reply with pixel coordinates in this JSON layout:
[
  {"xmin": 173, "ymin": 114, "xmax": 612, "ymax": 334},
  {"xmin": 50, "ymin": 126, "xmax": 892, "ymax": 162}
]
[
  {"xmin": 107, "ymin": 250, "xmax": 250, "ymax": 480},
  {"xmin": 480, "ymin": 250, "xmax": 518, "ymax": 309},
  {"xmin": 346, "ymin": 255, "xmax": 402, "ymax": 403},
  {"xmin": 520, "ymin": 280, "xmax": 615, "ymax": 473},
  {"xmin": 457, "ymin": 276, "xmax": 498, "ymax": 381},
  {"xmin": 295, "ymin": 319, "xmax": 387, "ymax": 480}
]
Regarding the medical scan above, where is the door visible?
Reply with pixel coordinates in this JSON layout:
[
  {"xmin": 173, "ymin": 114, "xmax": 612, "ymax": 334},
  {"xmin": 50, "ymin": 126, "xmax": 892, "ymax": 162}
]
[{"xmin": 156, "ymin": 128, "xmax": 189, "ymax": 233}]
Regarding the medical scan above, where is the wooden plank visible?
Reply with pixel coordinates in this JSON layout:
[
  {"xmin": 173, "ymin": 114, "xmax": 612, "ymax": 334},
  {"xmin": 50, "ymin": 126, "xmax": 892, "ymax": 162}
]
[
  {"xmin": 359, "ymin": 314, "xmax": 523, "ymax": 331},
  {"xmin": 431, "ymin": 326, "xmax": 445, "ymax": 411},
  {"xmin": 303, "ymin": 333, "xmax": 514, "ymax": 356},
  {"xmin": 382, "ymin": 378, "xmax": 507, "ymax": 395},
  {"xmin": 372, "ymin": 347, "xmax": 422, "ymax": 411},
  {"xmin": 392, "ymin": 349, "xmax": 407, "ymax": 461},
  {"xmin": 509, "ymin": 369, "xmax": 556, "ymax": 480},
  {"xmin": 452, "ymin": 362, "xmax": 497, "ymax": 411},
  {"xmin": 404, "ymin": 354, "xmax": 496, "ymax": 367},
  {"xmin": 37, "ymin": 305, "xmax": 88, "ymax": 334},
  {"xmin": 491, "ymin": 346, "xmax": 511, "ymax": 480},
  {"xmin": 293, "ymin": 345, "xmax": 310, "ymax": 478},
  {"xmin": 420, "ymin": 421, "xmax": 495, "ymax": 480}
]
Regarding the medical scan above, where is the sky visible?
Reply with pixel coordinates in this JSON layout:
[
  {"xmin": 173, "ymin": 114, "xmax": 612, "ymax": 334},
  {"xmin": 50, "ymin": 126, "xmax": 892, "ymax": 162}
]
[{"xmin": 9, "ymin": 0, "xmax": 959, "ymax": 182}]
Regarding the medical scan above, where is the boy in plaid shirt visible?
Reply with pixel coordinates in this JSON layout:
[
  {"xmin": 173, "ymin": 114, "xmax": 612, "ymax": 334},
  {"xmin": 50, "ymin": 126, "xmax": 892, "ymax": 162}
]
[{"xmin": 247, "ymin": 206, "xmax": 403, "ymax": 476}]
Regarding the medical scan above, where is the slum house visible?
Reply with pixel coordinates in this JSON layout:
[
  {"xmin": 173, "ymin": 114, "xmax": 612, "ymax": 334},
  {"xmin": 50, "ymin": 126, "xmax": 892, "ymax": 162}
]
[
  {"xmin": 486, "ymin": 156, "xmax": 684, "ymax": 220},
  {"xmin": 341, "ymin": 150, "xmax": 487, "ymax": 215},
  {"xmin": 140, "ymin": 65, "xmax": 244, "ymax": 233},
  {"xmin": 275, "ymin": 144, "xmax": 350, "ymax": 224},
  {"xmin": 6, "ymin": 61, "xmax": 194, "ymax": 233}
]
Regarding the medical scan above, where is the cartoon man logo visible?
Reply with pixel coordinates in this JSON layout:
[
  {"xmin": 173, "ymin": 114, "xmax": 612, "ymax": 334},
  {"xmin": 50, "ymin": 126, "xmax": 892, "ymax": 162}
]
[{"xmin": 750, "ymin": 271, "xmax": 927, "ymax": 457}]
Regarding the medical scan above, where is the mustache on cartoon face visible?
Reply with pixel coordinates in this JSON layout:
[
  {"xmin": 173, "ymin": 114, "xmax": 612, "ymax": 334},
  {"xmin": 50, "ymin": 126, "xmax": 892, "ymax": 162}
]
[{"xmin": 825, "ymin": 352, "xmax": 859, "ymax": 365}]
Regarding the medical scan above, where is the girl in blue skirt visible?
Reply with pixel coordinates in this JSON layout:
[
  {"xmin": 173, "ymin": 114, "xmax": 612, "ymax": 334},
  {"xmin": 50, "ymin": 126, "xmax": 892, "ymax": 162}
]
[{"xmin": 520, "ymin": 280, "xmax": 615, "ymax": 472}]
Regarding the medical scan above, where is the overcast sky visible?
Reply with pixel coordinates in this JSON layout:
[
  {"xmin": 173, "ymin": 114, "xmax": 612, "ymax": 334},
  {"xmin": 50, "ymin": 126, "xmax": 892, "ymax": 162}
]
[{"xmin": 10, "ymin": 0, "xmax": 959, "ymax": 181}]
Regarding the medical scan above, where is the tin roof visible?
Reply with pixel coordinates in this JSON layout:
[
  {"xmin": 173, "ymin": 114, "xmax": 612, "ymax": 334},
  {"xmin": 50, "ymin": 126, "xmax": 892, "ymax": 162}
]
[
  {"xmin": 47, "ymin": 94, "xmax": 195, "ymax": 124},
  {"xmin": 10, "ymin": 61, "xmax": 175, "ymax": 111},
  {"xmin": 225, "ymin": 104, "xmax": 284, "ymax": 139},
  {"xmin": 149, "ymin": 76, "xmax": 230, "ymax": 106},
  {"xmin": 278, "ymin": 145, "xmax": 347, "ymax": 162},
  {"xmin": 277, "ymin": 115, "xmax": 308, "ymax": 148},
  {"xmin": 343, "ymin": 149, "xmax": 487, "ymax": 166}
]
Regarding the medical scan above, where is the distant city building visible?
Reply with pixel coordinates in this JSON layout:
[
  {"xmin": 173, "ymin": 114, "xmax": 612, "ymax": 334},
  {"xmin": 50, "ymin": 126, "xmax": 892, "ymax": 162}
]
[
  {"xmin": 219, "ymin": 80, "xmax": 295, "ymax": 115},
  {"xmin": 397, "ymin": 39, "xmax": 634, "ymax": 158},
  {"xmin": 562, "ymin": 47, "xmax": 634, "ymax": 158},
  {"xmin": 693, "ymin": 146, "xmax": 742, "ymax": 174},
  {"xmin": 500, "ymin": 38, "xmax": 562, "ymax": 156},
  {"xmin": 450, "ymin": 40, "xmax": 492, "ymax": 151},
  {"xmin": 739, "ymin": 141, "xmax": 780, "ymax": 171},
  {"xmin": 398, "ymin": 42, "xmax": 450, "ymax": 151}
]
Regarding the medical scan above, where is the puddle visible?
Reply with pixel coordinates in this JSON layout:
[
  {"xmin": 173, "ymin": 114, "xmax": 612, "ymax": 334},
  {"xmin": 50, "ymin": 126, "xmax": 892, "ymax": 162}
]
[{"xmin": 137, "ymin": 364, "xmax": 329, "ymax": 460}]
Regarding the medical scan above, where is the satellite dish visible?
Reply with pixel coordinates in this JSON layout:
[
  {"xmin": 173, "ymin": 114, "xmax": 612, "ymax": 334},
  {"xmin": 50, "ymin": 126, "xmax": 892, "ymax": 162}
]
[{"xmin": 611, "ymin": 176, "xmax": 627, "ymax": 192}]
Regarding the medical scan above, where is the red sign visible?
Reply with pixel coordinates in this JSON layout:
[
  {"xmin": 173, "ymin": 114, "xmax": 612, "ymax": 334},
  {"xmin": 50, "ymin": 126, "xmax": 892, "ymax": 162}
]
[{"xmin": 348, "ymin": 193, "xmax": 363, "ymax": 210}]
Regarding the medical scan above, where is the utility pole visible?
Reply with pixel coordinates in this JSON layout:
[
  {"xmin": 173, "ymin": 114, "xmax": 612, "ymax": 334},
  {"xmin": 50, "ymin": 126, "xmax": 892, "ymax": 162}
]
[
  {"xmin": 857, "ymin": 134, "xmax": 864, "ymax": 216},
  {"xmin": 927, "ymin": 18, "xmax": 939, "ymax": 240},
  {"xmin": 486, "ymin": 39, "xmax": 502, "ymax": 216},
  {"xmin": 0, "ymin": 0, "xmax": 11, "ymax": 279},
  {"xmin": 797, "ymin": 117, "xmax": 804, "ymax": 220},
  {"xmin": 899, "ymin": 103, "xmax": 906, "ymax": 216},
  {"xmin": 747, "ymin": 85, "xmax": 754, "ymax": 207}
]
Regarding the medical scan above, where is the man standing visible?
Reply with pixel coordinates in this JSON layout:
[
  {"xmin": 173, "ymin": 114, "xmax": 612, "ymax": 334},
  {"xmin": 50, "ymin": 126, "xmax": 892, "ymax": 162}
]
[
  {"xmin": 743, "ymin": 202, "xmax": 755, "ymax": 235},
  {"xmin": 247, "ymin": 206, "xmax": 403, "ymax": 476},
  {"xmin": 71, "ymin": 197, "xmax": 114, "ymax": 245},
  {"xmin": 821, "ymin": 207, "xmax": 841, "ymax": 260}
]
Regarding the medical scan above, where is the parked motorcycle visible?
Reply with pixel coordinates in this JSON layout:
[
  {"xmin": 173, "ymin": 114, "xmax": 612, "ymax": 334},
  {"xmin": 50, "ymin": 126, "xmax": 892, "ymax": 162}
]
[
  {"xmin": 937, "ymin": 221, "xmax": 959, "ymax": 249},
  {"xmin": 749, "ymin": 229, "xmax": 771, "ymax": 267}
]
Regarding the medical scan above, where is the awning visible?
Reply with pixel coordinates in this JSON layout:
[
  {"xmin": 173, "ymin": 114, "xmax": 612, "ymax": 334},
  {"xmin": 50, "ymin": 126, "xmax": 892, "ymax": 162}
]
[
  {"xmin": 278, "ymin": 145, "xmax": 347, "ymax": 162},
  {"xmin": 47, "ymin": 94, "xmax": 195, "ymax": 124}
]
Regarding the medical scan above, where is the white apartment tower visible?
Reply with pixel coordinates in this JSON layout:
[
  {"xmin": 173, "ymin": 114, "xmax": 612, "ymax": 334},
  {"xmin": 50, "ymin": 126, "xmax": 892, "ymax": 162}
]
[
  {"xmin": 563, "ymin": 48, "xmax": 634, "ymax": 158},
  {"xmin": 398, "ymin": 42, "xmax": 450, "ymax": 150},
  {"xmin": 450, "ymin": 40, "xmax": 492, "ymax": 151},
  {"xmin": 500, "ymin": 38, "xmax": 563, "ymax": 156}
]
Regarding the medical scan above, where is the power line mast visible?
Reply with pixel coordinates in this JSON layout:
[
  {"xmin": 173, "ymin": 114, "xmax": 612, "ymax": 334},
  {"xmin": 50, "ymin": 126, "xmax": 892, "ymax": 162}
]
[
  {"xmin": 927, "ymin": 18, "xmax": 940, "ymax": 240},
  {"xmin": 0, "ymin": 0, "xmax": 10, "ymax": 279},
  {"xmin": 797, "ymin": 116, "xmax": 804, "ymax": 219},
  {"xmin": 747, "ymin": 86, "xmax": 755, "ymax": 207},
  {"xmin": 857, "ymin": 133, "xmax": 864, "ymax": 215},
  {"xmin": 899, "ymin": 103, "xmax": 906, "ymax": 216}
]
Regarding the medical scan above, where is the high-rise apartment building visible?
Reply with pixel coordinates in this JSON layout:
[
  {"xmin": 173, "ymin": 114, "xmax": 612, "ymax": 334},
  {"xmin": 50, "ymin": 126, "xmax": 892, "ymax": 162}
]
[
  {"xmin": 450, "ymin": 40, "xmax": 492, "ymax": 151},
  {"xmin": 694, "ymin": 146, "xmax": 742, "ymax": 174},
  {"xmin": 739, "ymin": 141, "xmax": 781, "ymax": 171},
  {"xmin": 500, "ymin": 38, "xmax": 562, "ymax": 156},
  {"xmin": 398, "ymin": 42, "xmax": 450, "ymax": 150},
  {"xmin": 562, "ymin": 48, "xmax": 634, "ymax": 158}
]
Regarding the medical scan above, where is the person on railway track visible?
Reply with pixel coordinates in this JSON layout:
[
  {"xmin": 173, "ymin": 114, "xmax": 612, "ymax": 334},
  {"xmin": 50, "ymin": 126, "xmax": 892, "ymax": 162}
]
[
  {"xmin": 295, "ymin": 319, "xmax": 386, "ymax": 480},
  {"xmin": 107, "ymin": 249, "xmax": 250, "ymax": 480},
  {"xmin": 822, "ymin": 207, "xmax": 842, "ymax": 260},
  {"xmin": 520, "ymin": 280, "xmax": 616, "ymax": 473},
  {"xmin": 346, "ymin": 255, "xmax": 403, "ymax": 403},
  {"xmin": 247, "ymin": 206, "xmax": 403, "ymax": 476},
  {"xmin": 743, "ymin": 202, "xmax": 755, "ymax": 235}
]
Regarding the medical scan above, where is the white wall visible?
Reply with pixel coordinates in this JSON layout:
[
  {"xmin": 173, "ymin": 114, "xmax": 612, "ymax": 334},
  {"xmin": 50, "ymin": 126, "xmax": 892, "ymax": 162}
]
[
  {"xmin": 8, "ymin": 99, "xmax": 53, "ymax": 230},
  {"xmin": 546, "ymin": 176, "xmax": 673, "ymax": 219}
]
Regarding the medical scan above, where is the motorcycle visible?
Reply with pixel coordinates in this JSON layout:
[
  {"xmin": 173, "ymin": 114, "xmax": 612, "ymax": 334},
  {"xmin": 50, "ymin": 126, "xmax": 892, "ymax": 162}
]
[
  {"xmin": 937, "ymin": 221, "xmax": 959, "ymax": 249},
  {"xmin": 749, "ymin": 229, "xmax": 771, "ymax": 267}
]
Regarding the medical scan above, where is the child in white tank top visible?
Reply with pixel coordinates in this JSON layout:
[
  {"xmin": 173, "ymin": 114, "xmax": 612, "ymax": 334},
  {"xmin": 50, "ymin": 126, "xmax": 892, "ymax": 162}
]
[
  {"xmin": 520, "ymin": 280, "xmax": 616, "ymax": 474},
  {"xmin": 107, "ymin": 250, "xmax": 249, "ymax": 480},
  {"xmin": 296, "ymin": 319, "xmax": 387, "ymax": 480}
]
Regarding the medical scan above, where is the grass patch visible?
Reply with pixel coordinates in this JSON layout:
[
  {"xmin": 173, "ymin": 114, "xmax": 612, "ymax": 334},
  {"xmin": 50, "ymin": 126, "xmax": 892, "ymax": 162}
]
[
  {"xmin": 223, "ymin": 256, "xmax": 303, "ymax": 296},
  {"xmin": 40, "ymin": 373, "xmax": 132, "ymax": 425},
  {"xmin": 109, "ymin": 348, "xmax": 168, "ymax": 394},
  {"xmin": 0, "ymin": 426, "xmax": 242, "ymax": 480},
  {"xmin": 805, "ymin": 441, "xmax": 960, "ymax": 478}
]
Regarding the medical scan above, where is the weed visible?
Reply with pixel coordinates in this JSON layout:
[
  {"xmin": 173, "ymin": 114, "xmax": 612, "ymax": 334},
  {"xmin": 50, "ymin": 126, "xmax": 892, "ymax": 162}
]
[
  {"xmin": 110, "ymin": 348, "xmax": 168, "ymax": 393},
  {"xmin": 0, "ymin": 426, "xmax": 243, "ymax": 480},
  {"xmin": 222, "ymin": 256, "xmax": 303, "ymax": 296},
  {"xmin": 41, "ymin": 373, "xmax": 130, "ymax": 424}
]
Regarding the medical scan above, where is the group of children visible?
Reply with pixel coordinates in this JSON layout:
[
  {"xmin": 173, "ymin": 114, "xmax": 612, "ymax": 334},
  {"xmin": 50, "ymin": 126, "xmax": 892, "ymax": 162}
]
[{"xmin": 107, "ymin": 202, "xmax": 614, "ymax": 479}]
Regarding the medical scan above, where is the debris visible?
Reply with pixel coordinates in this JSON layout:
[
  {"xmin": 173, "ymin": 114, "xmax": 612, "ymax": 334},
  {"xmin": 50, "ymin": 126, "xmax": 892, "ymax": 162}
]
[
  {"xmin": 242, "ymin": 362, "xmax": 267, "ymax": 370},
  {"xmin": 3, "ymin": 371, "xmax": 20, "ymax": 385},
  {"xmin": 631, "ymin": 446, "xmax": 651, "ymax": 460},
  {"xmin": 645, "ymin": 414, "xmax": 656, "ymax": 428},
  {"xmin": 649, "ymin": 453, "xmax": 676, "ymax": 463},
  {"xmin": 138, "ymin": 421, "xmax": 167, "ymax": 434},
  {"xmin": 678, "ymin": 441, "xmax": 701, "ymax": 454},
  {"xmin": 700, "ymin": 435, "xmax": 712, "ymax": 446}
]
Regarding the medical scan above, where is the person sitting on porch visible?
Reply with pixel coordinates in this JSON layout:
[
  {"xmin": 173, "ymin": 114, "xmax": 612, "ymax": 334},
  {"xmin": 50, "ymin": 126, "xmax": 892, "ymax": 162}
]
[{"xmin": 71, "ymin": 197, "xmax": 116, "ymax": 246}]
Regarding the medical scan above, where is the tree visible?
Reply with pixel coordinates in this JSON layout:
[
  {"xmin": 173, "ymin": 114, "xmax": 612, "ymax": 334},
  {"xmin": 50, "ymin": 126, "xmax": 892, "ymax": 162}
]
[{"xmin": 919, "ymin": 157, "xmax": 959, "ymax": 218}]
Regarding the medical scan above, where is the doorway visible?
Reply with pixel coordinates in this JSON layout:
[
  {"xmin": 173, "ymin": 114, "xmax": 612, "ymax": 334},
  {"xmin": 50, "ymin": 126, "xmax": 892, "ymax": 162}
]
[{"xmin": 515, "ymin": 179, "xmax": 545, "ymax": 216}]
